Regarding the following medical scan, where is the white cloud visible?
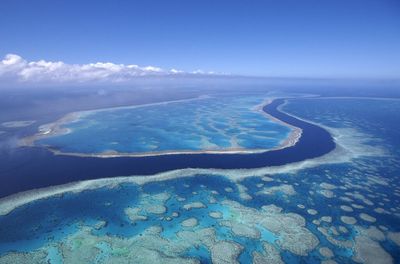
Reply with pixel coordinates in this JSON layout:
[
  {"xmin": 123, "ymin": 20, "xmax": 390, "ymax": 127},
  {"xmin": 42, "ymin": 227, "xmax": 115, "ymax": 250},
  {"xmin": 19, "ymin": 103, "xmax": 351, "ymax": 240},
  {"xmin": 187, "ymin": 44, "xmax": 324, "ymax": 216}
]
[
  {"xmin": 0, "ymin": 54, "xmax": 219, "ymax": 86},
  {"xmin": 2, "ymin": 54, "xmax": 24, "ymax": 65}
]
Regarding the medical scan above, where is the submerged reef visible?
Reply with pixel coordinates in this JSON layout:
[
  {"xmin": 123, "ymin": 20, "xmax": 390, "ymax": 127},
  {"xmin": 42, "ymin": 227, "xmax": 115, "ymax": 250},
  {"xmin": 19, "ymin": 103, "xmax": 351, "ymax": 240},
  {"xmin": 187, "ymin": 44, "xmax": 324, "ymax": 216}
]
[
  {"xmin": 1, "ymin": 98, "xmax": 400, "ymax": 263},
  {"xmin": 1, "ymin": 163, "xmax": 399, "ymax": 263},
  {"xmin": 27, "ymin": 95, "xmax": 297, "ymax": 157},
  {"xmin": 1, "ymin": 120, "xmax": 35, "ymax": 128},
  {"xmin": 0, "ymin": 182, "xmax": 319, "ymax": 264}
]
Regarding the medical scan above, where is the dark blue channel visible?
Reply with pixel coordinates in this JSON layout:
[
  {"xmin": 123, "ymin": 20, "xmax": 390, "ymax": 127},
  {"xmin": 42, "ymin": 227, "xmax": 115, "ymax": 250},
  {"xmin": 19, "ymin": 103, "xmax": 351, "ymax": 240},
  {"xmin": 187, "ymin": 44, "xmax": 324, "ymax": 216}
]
[{"xmin": 0, "ymin": 99, "xmax": 335, "ymax": 198}]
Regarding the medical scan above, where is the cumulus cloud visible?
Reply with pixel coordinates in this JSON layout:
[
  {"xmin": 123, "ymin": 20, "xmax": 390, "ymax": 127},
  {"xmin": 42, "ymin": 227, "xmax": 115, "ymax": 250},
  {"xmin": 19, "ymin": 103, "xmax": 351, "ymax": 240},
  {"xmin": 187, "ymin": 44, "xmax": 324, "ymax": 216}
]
[{"xmin": 0, "ymin": 54, "xmax": 218, "ymax": 86}]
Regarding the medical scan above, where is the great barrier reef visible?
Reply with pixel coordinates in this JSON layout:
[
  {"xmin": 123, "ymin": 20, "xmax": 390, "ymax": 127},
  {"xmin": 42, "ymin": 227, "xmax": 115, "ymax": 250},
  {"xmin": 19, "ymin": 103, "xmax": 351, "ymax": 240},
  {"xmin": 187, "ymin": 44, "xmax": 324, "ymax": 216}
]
[{"xmin": 1, "ymin": 87, "xmax": 399, "ymax": 263}]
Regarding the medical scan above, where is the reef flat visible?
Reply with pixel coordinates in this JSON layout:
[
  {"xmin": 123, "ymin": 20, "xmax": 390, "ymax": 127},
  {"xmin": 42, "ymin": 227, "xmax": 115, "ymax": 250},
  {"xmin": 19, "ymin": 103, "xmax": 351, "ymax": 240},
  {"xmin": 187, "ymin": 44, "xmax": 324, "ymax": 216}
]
[
  {"xmin": 1, "ymin": 120, "xmax": 35, "ymax": 128},
  {"xmin": 1, "ymin": 152, "xmax": 399, "ymax": 263},
  {"xmin": 26, "ymin": 95, "xmax": 297, "ymax": 157},
  {"xmin": 0, "ymin": 96, "xmax": 335, "ymax": 198},
  {"xmin": 0, "ymin": 97, "xmax": 399, "ymax": 263}
]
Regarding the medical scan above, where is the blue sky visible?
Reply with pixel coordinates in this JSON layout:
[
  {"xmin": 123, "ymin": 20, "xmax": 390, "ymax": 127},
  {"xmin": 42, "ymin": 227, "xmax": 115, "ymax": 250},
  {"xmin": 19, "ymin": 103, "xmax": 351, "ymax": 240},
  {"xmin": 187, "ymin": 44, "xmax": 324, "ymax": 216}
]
[{"xmin": 0, "ymin": 0, "xmax": 399, "ymax": 78}]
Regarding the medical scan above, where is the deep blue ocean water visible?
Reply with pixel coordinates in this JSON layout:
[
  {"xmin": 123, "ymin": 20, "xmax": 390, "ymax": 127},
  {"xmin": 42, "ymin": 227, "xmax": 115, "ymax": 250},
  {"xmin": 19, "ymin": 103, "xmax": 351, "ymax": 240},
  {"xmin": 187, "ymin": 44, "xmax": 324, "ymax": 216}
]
[
  {"xmin": 0, "ymin": 97, "xmax": 334, "ymax": 198},
  {"xmin": 0, "ymin": 95, "xmax": 399, "ymax": 263}
]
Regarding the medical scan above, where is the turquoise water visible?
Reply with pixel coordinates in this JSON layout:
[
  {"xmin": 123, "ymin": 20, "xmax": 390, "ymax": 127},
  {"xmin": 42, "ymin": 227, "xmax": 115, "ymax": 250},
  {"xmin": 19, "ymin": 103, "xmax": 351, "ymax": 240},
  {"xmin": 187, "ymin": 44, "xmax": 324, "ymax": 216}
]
[
  {"xmin": 0, "ymin": 98, "xmax": 400, "ymax": 263},
  {"xmin": 35, "ymin": 95, "xmax": 292, "ymax": 155}
]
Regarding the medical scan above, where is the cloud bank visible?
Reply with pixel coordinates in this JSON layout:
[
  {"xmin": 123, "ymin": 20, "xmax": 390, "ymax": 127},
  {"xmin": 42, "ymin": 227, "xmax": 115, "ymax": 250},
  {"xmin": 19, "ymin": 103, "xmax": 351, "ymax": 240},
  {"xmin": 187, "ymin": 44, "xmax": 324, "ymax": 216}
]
[{"xmin": 0, "ymin": 54, "xmax": 218, "ymax": 86}]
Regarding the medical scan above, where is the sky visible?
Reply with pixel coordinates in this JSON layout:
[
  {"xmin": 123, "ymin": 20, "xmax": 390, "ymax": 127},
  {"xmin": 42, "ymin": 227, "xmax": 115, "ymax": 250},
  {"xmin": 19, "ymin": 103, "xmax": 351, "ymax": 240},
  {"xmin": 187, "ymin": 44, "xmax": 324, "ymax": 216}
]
[{"xmin": 0, "ymin": 0, "xmax": 400, "ymax": 84}]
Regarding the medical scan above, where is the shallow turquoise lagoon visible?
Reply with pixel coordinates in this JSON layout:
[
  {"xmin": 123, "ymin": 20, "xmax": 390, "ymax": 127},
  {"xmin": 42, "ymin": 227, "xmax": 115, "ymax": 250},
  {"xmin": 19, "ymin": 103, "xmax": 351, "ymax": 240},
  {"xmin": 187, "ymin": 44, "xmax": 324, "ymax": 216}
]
[
  {"xmin": 1, "ymin": 97, "xmax": 399, "ymax": 263},
  {"xmin": 35, "ymin": 95, "xmax": 292, "ymax": 155}
]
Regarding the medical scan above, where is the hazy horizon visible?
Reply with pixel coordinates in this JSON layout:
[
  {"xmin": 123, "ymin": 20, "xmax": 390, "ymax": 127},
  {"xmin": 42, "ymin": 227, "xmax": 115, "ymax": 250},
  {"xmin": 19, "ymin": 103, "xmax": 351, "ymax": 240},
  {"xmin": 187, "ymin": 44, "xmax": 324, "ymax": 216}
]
[{"xmin": 1, "ymin": 0, "xmax": 399, "ymax": 81}]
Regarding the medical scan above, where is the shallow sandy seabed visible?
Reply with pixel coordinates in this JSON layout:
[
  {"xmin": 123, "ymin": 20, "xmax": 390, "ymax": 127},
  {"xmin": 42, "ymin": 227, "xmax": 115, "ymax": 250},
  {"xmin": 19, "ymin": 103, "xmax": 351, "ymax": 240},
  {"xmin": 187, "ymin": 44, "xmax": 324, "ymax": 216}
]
[
  {"xmin": 0, "ymin": 225, "xmax": 203, "ymax": 264},
  {"xmin": 1, "ymin": 120, "xmax": 36, "ymax": 128},
  {"xmin": 320, "ymin": 189, "xmax": 335, "ymax": 198},
  {"xmin": 183, "ymin": 202, "xmax": 206, "ymax": 210},
  {"xmin": 0, "ymin": 116, "xmax": 387, "ymax": 216},
  {"xmin": 1, "ymin": 99, "xmax": 400, "ymax": 263},
  {"xmin": 6, "ymin": 97, "xmax": 393, "ymax": 217},
  {"xmin": 319, "ymin": 247, "xmax": 334, "ymax": 258},
  {"xmin": 307, "ymin": 209, "xmax": 318, "ymax": 215},
  {"xmin": 320, "ymin": 216, "xmax": 332, "ymax": 223},
  {"xmin": 317, "ymin": 226, "xmax": 353, "ymax": 249},
  {"xmin": 236, "ymin": 183, "xmax": 253, "ymax": 200},
  {"xmin": 321, "ymin": 260, "xmax": 338, "ymax": 264},
  {"xmin": 219, "ymin": 220, "xmax": 261, "ymax": 239},
  {"xmin": 181, "ymin": 217, "xmax": 198, "ymax": 228},
  {"xmin": 220, "ymin": 200, "xmax": 319, "ymax": 256},
  {"xmin": 353, "ymin": 226, "xmax": 393, "ymax": 264},
  {"xmin": 0, "ymin": 191, "xmax": 325, "ymax": 263},
  {"xmin": 340, "ymin": 216, "xmax": 357, "ymax": 225},
  {"xmin": 209, "ymin": 211, "xmax": 223, "ymax": 219},
  {"xmin": 252, "ymin": 242, "xmax": 284, "ymax": 264},
  {"xmin": 340, "ymin": 205, "xmax": 354, "ymax": 212},
  {"xmin": 124, "ymin": 207, "xmax": 147, "ymax": 223},
  {"xmin": 24, "ymin": 97, "xmax": 301, "ymax": 158},
  {"xmin": 387, "ymin": 232, "xmax": 400, "ymax": 246},
  {"xmin": 256, "ymin": 184, "xmax": 296, "ymax": 197},
  {"xmin": 320, "ymin": 182, "xmax": 337, "ymax": 190},
  {"xmin": 359, "ymin": 213, "xmax": 376, "ymax": 223}
]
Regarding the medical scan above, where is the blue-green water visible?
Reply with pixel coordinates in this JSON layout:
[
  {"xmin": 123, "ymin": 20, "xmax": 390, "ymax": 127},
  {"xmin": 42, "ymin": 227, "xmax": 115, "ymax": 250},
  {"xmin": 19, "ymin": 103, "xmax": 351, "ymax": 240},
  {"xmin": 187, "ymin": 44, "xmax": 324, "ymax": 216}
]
[
  {"xmin": 36, "ymin": 95, "xmax": 291, "ymax": 155},
  {"xmin": 0, "ymin": 97, "xmax": 399, "ymax": 263}
]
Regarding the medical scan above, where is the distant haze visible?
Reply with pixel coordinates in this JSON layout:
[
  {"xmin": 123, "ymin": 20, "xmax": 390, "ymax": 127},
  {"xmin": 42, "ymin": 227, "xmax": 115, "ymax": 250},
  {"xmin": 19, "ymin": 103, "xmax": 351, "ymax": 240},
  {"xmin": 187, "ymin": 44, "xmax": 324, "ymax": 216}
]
[{"xmin": 0, "ymin": 0, "xmax": 399, "ymax": 79}]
